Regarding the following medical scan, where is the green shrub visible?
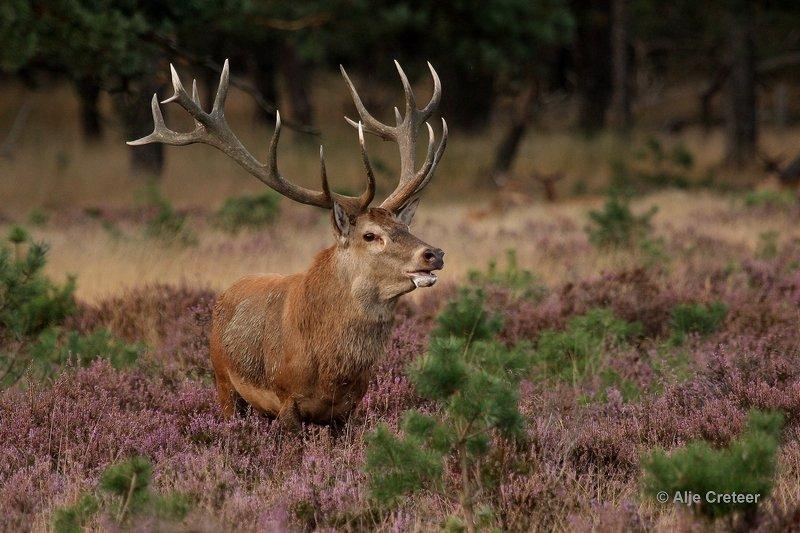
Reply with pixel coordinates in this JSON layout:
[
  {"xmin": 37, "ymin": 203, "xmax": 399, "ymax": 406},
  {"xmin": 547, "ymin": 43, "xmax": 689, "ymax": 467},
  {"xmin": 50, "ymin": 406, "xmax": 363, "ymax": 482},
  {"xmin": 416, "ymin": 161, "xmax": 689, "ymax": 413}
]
[
  {"xmin": 585, "ymin": 193, "xmax": 658, "ymax": 249},
  {"xmin": 140, "ymin": 185, "xmax": 196, "ymax": 246},
  {"xmin": 53, "ymin": 493, "xmax": 99, "ymax": 533},
  {"xmin": 743, "ymin": 189, "xmax": 794, "ymax": 209},
  {"xmin": 28, "ymin": 209, "xmax": 49, "ymax": 227},
  {"xmin": 364, "ymin": 289, "xmax": 530, "ymax": 530},
  {"xmin": 53, "ymin": 456, "xmax": 190, "ymax": 529},
  {"xmin": 642, "ymin": 410, "xmax": 783, "ymax": 522},
  {"xmin": 214, "ymin": 191, "xmax": 281, "ymax": 233},
  {"xmin": 29, "ymin": 328, "xmax": 144, "ymax": 378},
  {"xmin": 609, "ymin": 138, "xmax": 695, "ymax": 197},
  {"xmin": 0, "ymin": 242, "xmax": 75, "ymax": 340},
  {"xmin": 467, "ymin": 249, "xmax": 547, "ymax": 301},
  {"xmin": 534, "ymin": 308, "xmax": 642, "ymax": 384},
  {"xmin": 756, "ymin": 230, "xmax": 779, "ymax": 260},
  {"xmin": 101, "ymin": 456, "xmax": 189, "ymax": 522},
  {"xmin": 432, "ymin": 287, "xmax": 503, "ymax": 341},
  {"xmin": 669, "ymin": 301, "xmax": 727, "ymax": 344}
]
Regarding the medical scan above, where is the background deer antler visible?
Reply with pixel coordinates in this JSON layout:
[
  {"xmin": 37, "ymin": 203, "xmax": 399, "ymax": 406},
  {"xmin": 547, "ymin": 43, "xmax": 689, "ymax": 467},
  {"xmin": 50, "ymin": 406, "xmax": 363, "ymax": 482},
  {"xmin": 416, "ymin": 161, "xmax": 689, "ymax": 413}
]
[
  {"xmin": 340, "ymin": 61, "xmax": 448, "ymax": 212},
  {"xmin": 127, "ymin": 60, "xmax": 374, "ymax": 213}
]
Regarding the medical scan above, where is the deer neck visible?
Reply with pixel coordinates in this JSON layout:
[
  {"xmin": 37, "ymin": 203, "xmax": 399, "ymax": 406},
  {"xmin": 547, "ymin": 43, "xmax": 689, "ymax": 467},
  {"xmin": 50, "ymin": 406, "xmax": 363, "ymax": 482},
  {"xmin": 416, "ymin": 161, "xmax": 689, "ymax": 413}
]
[{"xmin": 304, "ymin": 246, "xmax": 397, "ymax": 323}]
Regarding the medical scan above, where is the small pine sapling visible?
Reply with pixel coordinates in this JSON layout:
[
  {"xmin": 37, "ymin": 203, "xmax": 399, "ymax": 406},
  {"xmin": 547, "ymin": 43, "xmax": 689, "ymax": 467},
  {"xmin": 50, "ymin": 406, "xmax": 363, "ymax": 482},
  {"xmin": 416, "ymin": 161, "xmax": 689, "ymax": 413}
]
[
  {"xmin": 585, "ymin": 191, "xmax": 658, "ymax": 249},
  {"xmin": 642, "ymin": 410, "xmax": 783, "ymax": 526},
  {"xmin": 365, "ymin": 288, "xmax": 531, "ymax": 532},
  {"xmin": 467, "ymin": 249, "xmax": 547, "ymax": 301},
  {"xmin": 53, "ymin": 456, "xmax": 190, "ymax": 529}
]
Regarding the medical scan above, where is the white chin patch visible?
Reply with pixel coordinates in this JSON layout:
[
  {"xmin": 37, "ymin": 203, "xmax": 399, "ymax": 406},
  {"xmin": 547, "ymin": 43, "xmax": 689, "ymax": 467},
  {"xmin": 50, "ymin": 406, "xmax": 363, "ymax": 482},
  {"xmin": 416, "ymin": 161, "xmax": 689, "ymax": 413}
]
[{"xmin": 410, "ymin": 272, "xmax": 438, "ymax": 288}]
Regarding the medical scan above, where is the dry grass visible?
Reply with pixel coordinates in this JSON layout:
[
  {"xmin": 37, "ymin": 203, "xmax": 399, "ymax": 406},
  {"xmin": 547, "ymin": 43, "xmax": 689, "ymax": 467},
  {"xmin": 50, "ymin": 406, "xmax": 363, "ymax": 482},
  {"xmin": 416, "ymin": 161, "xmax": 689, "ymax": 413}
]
[{"xmin": 0, "ymin": 188, "xmax": 793, "ymax": 303}]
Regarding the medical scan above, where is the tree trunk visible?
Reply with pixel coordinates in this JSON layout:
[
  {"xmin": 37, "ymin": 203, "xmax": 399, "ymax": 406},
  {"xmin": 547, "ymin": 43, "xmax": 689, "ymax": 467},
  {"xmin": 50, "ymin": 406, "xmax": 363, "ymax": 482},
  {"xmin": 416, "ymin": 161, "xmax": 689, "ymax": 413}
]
[
  {"xmin": 439, "ymin": 65, "xmax": 496, "ymax": 131},
  {"xmin": 278, "ymin": 41, "xmax": 314, "ymax": 127},
  {"xmin": 114, "ymin": 79, "xmax": 164, "ymax": 178},
  {"xmin": 608, "ymin": 0, "xmax": 632, "ymax": 132},
  {"xmin": 725, "ymin": 1, "xmax": 757, "ymax": 168},
  {"xmin": 250, "ymin": 53, "xmax": 279, "ymax": 123},
  {"xmin": 490, "ymin": 84, "xmax": 537, "ymax": 185},
  {"xmin": 573, "ymin": 0, "xmax": 613, "ymax": 134},
  {"xmin": 75, "ymin": 77, "xmax": 103, "ymax": 141}
]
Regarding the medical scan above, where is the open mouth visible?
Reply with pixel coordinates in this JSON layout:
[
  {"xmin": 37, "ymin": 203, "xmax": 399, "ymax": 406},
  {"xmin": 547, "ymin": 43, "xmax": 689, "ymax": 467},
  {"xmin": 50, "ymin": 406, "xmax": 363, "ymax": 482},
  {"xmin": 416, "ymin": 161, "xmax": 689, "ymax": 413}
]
[{"xmin": 406, "ymin": 270, "xmax": 438, "ymax": 288}]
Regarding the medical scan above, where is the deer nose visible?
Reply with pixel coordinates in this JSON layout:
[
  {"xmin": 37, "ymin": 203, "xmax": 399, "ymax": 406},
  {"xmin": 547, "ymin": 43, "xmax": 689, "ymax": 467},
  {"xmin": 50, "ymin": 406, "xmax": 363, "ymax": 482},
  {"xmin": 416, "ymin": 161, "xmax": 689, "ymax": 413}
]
[{"xmin": 422, "ymin": 248, "xmax": 445, "ymax": 269}]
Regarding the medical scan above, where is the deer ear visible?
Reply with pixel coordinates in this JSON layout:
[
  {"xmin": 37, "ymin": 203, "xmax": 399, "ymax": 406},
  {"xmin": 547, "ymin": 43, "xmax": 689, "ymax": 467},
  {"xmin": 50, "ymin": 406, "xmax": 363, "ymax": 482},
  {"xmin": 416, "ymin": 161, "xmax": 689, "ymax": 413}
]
[
  {"xmin": 332, "ymin": 201, "xmax": 353, "ymax": 237},
  {"xmin": 395, "ymin": 197, "xmax": 420, "ymax": 226}
]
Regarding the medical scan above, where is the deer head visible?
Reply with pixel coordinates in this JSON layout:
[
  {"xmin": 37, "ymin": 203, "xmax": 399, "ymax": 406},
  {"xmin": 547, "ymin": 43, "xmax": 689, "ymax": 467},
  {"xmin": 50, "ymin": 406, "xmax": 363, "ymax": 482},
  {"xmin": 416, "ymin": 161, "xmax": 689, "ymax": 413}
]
[{"xmin": 128, "ymin": 60, "xmax": 447, "ymax": 299}]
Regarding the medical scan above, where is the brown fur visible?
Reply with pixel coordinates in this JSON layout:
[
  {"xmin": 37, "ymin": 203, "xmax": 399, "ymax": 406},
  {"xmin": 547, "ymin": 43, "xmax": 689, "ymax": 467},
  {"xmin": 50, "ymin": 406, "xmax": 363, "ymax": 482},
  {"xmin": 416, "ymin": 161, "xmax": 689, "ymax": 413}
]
[{"xmin": 210, "ymin": 208, "xmax": 443, "ymax": 425}]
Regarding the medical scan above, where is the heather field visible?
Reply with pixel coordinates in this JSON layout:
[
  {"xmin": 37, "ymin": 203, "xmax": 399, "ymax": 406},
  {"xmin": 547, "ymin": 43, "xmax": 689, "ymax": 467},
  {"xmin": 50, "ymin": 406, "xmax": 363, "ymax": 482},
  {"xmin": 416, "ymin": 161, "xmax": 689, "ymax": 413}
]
[{"xmin": 2, "ymin": 180, "xmax": 800, "ymax": 531}]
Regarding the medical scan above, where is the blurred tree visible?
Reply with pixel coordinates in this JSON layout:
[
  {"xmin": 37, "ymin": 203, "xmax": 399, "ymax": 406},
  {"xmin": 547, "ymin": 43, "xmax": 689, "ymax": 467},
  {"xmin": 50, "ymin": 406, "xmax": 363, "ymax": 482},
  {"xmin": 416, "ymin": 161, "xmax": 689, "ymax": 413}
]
[
  {"xmin": 573, "ymin": 0, "xmax": 612, "ymax": 133},
  {"xmin": 608, "ymin": 0, "xmax": 632, "ymax": 132},
  {"xmin": 724, "ymin": 0, "xmax": 756, "ymax": 167}
]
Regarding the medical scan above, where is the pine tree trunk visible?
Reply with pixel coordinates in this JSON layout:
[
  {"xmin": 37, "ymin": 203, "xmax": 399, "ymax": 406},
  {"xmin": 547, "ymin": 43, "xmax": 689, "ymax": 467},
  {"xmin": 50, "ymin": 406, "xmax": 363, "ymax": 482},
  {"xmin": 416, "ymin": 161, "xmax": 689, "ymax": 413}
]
[
  {"xmin": 115, "ymin": 79, "xmax": 164, "ymax": 178},
  {"xmin": 440, "ymin": 65, "xmax": 496, "ymax": 131},
  {"xmin": 574, "ymin": 0, "xmax": 613, "ymax": 133},
  {"xmin": 250, "ymin": 53, "xmax": 279, "ymax": 123},
  {"xmin": 458, "ymin": 443, "xmax": 476, "ymax": 533},
  {"xmin": 725, "ymin": 1, "xmax": 757, "ymax": 168},
  {"xmin": 278, "ymin": 41, "xmax": 314, "ymax": 127},
  {"xmin": 608, "ymin": 0, "xmax": 632, "ymax": 132},
  {"xmin": 490, "ymin": 85, "xmax": 536, "ymax": 185},
  {"xmin": 574, "ymin": 0, "xmax": 611, "ymax": 134},
  {"xmin": 75, "ymin": 77, "xmax": 103, "ymax": 141}
]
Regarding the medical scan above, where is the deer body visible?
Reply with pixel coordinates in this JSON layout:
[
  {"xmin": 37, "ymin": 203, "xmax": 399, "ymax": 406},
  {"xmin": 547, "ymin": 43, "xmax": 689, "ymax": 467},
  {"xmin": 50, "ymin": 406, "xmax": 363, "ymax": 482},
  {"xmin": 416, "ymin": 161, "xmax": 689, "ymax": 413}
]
[
  {"xmin": 211, "ymin": 245, "xmax": 396, "ymax": 422},
  {"xmin": 130, "ymin": 60, "xmax": 447, "ymax": 427}
]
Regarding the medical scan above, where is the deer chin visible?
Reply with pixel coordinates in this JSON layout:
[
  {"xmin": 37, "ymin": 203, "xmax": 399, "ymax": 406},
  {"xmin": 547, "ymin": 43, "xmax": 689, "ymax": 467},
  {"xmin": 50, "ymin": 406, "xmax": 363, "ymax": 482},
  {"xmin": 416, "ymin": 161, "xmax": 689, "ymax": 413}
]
[{"xmin": 407, "ymin": 270, "xmax": 438, "ymax": 288}]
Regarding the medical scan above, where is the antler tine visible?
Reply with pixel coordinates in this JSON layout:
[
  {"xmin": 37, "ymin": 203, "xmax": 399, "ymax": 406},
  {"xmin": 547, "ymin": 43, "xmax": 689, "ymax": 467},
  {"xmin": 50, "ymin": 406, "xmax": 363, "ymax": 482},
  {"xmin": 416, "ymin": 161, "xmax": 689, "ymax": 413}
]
[
  {"xmin": 161, "ymin": 64, "xmax": 205, "ymax": 122},
  {"xmin": 393, "ymin": 60, "xmax": 416, "ymax": 119},
  {"xmin": 127, "ymin": 94, "xmax": 201, "ymax": 146},
  {"xmin": 211, "ymin": 59, "xmax": 230, "ymax": 116},
  {"xmin": 419, "ymin": 62, "xmax": 442, "ymax": 121},
  {"xmin": 191, "ymin": 79, "xmax": 201, "ymax": 107},
  {"xmin": 319, "ymin": 145, "xmax": 332, "ymax": 202},
  {"xmin": 357, "ymin": 122, "xmax": 376, "ymax": 210},
  {"xmin": 340, "ymin": 65, "xmax": 395, "ymax": 140},
  {"xmin": 379, "ymin": 118, "xmax": 447, "ymax": 211},
  {"xmin": 411, "ymin": 118, "xmax": 448, "ymax": 197}
]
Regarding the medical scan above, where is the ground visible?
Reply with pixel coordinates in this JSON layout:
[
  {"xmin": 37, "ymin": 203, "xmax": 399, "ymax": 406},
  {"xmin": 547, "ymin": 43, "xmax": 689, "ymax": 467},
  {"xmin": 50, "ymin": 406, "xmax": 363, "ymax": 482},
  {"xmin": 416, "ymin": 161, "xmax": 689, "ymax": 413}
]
[{"xmin": 1, "ymin": 80, "xmax": 800, "ymax": 531}]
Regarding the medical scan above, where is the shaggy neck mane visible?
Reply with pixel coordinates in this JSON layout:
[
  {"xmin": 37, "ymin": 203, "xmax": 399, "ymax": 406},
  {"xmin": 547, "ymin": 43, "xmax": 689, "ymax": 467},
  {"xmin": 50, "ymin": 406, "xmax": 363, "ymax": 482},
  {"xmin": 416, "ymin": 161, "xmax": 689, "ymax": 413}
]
[{"xmin": 302, "ymin": 246, "xmax": 397, "ymax": 322}]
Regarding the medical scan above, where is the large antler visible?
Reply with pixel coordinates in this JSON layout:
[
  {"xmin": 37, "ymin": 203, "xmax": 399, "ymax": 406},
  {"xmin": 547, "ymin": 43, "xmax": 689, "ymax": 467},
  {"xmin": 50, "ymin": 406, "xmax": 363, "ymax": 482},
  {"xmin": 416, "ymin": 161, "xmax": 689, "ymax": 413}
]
[
  {"xmin": 128, "ymin": 60, "xmax": 375, "ymax": 213},
  {"xmin": 340, "ymin": 61, "xmax": 447, "ymax": 212}
]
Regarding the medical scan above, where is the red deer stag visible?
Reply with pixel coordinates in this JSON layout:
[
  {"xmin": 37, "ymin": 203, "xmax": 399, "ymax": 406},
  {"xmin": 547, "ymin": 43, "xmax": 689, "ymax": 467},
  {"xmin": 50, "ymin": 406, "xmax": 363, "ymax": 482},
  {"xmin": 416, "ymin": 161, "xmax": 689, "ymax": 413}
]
[{"xmin": 128, "ymin": 60, "xmax": 447, "ymax": 429}]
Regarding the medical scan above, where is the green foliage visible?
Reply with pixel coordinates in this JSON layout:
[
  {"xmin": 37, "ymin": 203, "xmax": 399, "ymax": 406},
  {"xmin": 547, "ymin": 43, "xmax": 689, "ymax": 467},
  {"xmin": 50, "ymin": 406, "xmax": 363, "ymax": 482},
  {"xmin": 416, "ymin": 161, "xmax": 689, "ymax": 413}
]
[
  {"xmin": 53, "ymin": 493, "xmax": 100, "ymax": 533},
  {"xmin": 585, "ymin": 192, "xmax": 658, "ymax": 249},
  {"xmin": 432, "ymin": 288, "xmax": 503, "ymax": 341},
  {"xmin": 29, "ymin": 328, "xmax": 143, "ymax": 378},
  {"xmin": 100, "ymin": 456, "xmax": 153, "ymax": 515},
  {"xmin": 642, "ymin": 410, "xmax": 783, "ymax": 521},
  {"xmin": 364, "ymin": 423, "xmax": 445, "ymax": 504},
  {"xmin": 756, "ymin": 230, "xmax": 779, "ymax": 260},
  {"xmin": 631, "ymin": 137, "xmax": 694, "ymax": 190},
  {"xmin": 467, "ymin": 249, "xmax": 547, "ymax": 301},
  {"xmin": 533, "ymin": 309, "xmax": 642, "ymax": 384},
  {"xmin": 140, "ymin": 186, "xmax": 197, "ymax": 246},
  {"xmin": 743, "ymin": 189, "xmax": 795, "ymax": 209},
  {"xmin": 213, "ymin": 191, "xmax": 281, "ymax": 233},
  {"xmin": 0, "ymin": 230, "xmax": 75, "ymax": 341},
  {"xmin": 364, "ymin": 289, "xmax": 530, "ymax": 529},
  {"xmin": 27, "ymin": 209, "xmax": 49, "ymax": 227},
  {"xmin": 669, "ymin": 301, "xmax": 727, "ymax": 344},
  {"xmin": 98, "ymin": 456, "xmax": 190, "ymax": 523}
]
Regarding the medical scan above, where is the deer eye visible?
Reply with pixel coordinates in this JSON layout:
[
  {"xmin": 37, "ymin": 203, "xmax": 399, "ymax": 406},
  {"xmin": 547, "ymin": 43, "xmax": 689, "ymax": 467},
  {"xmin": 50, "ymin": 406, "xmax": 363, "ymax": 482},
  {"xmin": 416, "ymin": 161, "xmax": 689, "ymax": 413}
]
[{"xmin": 363, "ymin": 232, "xmax": 376, "ymax": 242}]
